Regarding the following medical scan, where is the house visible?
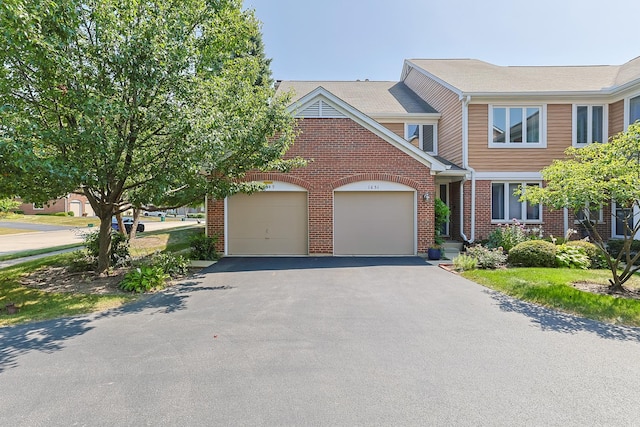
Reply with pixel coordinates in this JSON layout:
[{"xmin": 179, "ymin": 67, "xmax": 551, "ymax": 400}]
[
  {"xmin": 17, "ymin": 193, "xmax": 94, "ymax": 217},
  {"xmin": 207, "ymin": 56, "xmax": 640, "ymax": 256}
]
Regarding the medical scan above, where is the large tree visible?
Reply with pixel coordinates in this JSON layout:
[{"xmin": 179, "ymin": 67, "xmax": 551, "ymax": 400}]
[
  {"xmin": 523, "ymin": 123, "xmax": 640, "ymax": 292},
  {"xmin": 0, "ymin": 0, "xmax": 301, "ymax": 271}
]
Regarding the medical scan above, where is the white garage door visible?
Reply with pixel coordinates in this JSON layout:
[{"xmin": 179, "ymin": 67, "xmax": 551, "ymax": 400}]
[
  {"xmin": 84, "ymin": 202, "xmax": 94, "ymax": 217},
  {"xmin": 334, "ymin": 191, "xmax": 414, "ymax": 255},
  {"xmin": 69, "ymin": 201, "xmax": 82, "ymax": 217},
  {"xmin": 228, "ymin": 191, "xmax": 308, "ymax": 255}
]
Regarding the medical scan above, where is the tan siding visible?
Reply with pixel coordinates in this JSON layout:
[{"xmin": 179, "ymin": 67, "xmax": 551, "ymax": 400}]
[
  {"xmin": 381, "ymin": 122, "xmax": 405, "ymax": 139},
  {"xmin": 468, "ymin": 104, "xmax": 572, "ymax": 171},
  {"xmin": 609, "ymin": 100, "xmax": 624, "ymax": 137},
  {"xmin": 403, "ymin": 69, "xmax": 463, "ymax": 165}
]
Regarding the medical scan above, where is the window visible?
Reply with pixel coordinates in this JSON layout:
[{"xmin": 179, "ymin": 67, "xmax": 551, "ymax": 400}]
[
  {"xmin": 32, "ymin": 202, "xmax": 44, "ymax": 210},
  {"xmin": 613, "ymin": 202, "xmax": 637, "ymax": 238},
  {"xmin": 574, "ymin": 203, "xmax": 603, "ymax": 224},
  {"xmin": 629, "ymin": 95, "xmax": 640, "ymax": 125},
  {"xmin": 573, "ymin": 105, "xmax": 605, "ymax": 146},
  {"xmin": 490, "ymin": 106, "xmax": 544, "ymax": 147},
  {"xmin": 491, "ymin": 182, "xmax": 541, "ymax": 222},
  {"xmin": 406, "ymin": 124, "xmax": 437, "ymax": 154}
]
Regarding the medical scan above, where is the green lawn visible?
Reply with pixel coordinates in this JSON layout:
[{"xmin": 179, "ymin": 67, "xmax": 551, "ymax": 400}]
[
  {"xmin": 0, "ymin": 227, "xmax": 33, "ymax": 235},
  {"xmin": 0, "ymin": 253, "xmax": 136, "ymax": 327},
  {"xmin": 0, "ymin": 226, "xmax": 203, "ymax": 327},
  {"xmin": 463, "ymin": 268, "xmax": 640, "ymax": 327},
  {"xmin": 1, "ymin": 213, "xmax": 99, "ymax": 227}
]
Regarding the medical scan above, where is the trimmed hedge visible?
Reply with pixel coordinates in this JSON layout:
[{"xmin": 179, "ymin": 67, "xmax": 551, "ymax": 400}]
[{"xmin": 508, "ymin": 240, "xmax": 557, "ymax": 267}]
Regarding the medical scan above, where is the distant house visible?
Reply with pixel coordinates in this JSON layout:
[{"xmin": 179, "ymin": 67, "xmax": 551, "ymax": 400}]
[
  {"xmin": 207, "ymin": 56, "xmax": 640, "ymax": 256},
  {"xmin": 17, "ymin": 193, "xmax": 95, "ymax": 217}
]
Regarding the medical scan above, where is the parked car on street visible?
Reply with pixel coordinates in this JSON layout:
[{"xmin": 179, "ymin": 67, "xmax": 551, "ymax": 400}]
[
  {"xmin": 111, "ymin": 217, "xmax": 145, "ymax": 233},
  {"xmin": 143, "ymin": 211, "xmax": 166, "ymax": 217}
]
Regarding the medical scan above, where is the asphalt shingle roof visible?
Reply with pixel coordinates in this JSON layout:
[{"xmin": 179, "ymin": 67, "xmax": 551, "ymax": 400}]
[
  {"xmin": 407, "ymin": 56, "xmax": 640, "ymax": 94},
  {"xmin": 276, "ymin": 81, "xmax": 438, "ymax": 115}
]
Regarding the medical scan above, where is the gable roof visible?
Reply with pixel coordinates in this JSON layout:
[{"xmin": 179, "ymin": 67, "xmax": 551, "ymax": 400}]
[
  {"xmin": 288, "ymin": 86, "xmax": 459, "ymax": 174},
  {"xmin": 277, "ymin": 81, "xmax": 438, "ymax": 116},
  {"xmin": 404, "ymin": 56, "xmax": 640, "ymax": 95}
]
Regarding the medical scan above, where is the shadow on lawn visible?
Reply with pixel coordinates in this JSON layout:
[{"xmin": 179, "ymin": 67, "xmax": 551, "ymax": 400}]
[
  {"xmin": 487, "ymin": 289, "xmax": 640, "ymax": 342},
  {"xmin": 0, "ymin": 271, "xmax": 228, "ymax": 374}
]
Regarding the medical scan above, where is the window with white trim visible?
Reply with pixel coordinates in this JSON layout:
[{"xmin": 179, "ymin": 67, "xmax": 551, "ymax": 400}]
[
  {"xmin": 405, "ymin": 123, "xmax": 437, "ymax": 154},
  {"xmin": 491, "ymin": 182, "xmax": 541, "ymax": 222},
  {"xmin": 613, "ymin": 201, "xmax": 637, "ymax": 238},
  {"xmin": 574, "ymin": 203, "xmax": 603, "ymax": 224},
  {"xmin": 573, "ymin": 105, "xmax": 605, "ymax": 146},
  {"xmin": 629, "ymin": 94, "xmax": 640, "ymax": 126},
  {"xmin": 33, "ymin": 202, "xmax": 44, "ymax": 210},
  {"xmin": 489, "ymin": 106, "xmax": 544, "ymax": 147}
]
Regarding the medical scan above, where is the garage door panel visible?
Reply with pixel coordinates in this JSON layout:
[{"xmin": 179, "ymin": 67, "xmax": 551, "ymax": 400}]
[
  {"xmin": 334, "ymin": 191, "xmax": 414, "ymax": 255},
  {"xmin": 228, "ymin": 192, "xmax": 307, "ymax": 255}
]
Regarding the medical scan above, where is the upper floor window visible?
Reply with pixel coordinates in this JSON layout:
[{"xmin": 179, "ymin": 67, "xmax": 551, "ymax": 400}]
[
  {"xmin": 573, "ymin": 105, "xmax": 605, "ymax": 146},
  {"xmin": 491, "ymin": 182, "xmax": 541, "ymax": 222},
  {"xmin": 629, "ymin": 95, "xmax": 640, "ymax": 125},
  {"xmin": 489, "ymin": 106, "xmax": 545, "ymax": 148},
  {"xmin": 405, "ymin": 124, "xmax": 437, "ymax": 154}
]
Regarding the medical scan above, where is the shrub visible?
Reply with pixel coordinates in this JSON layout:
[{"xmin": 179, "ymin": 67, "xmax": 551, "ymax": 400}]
[
  {"xmin": 187, "ymin": 213, "xmax": 205, "ymax": 218},
  {"xmin": 53, "ymin": 212, "xmax": 68, "ymax": 216},
  {"xmin": 83, "ymin": 230, "xmax": 131, "ymax": 266},
  {"xmin": 465, "ymin": 245, "xmax": 507, "ymax": 269},
  {"xmin": 120, "ymin": 266, "xmax": 168, "ymax": 293},
  {"xmin": 67, "ymin": 211, "xmax": 74, "ymax": 216},
  {"xmin": 150, "ymin": 252, "xmax": 189, "ymax": 277},
  {"xmin": 566, "ymin": 240, "xmax": 607, "ymax": 269},
  {"xmin": 487, "ymin": 219, "xmax": 542, "ymax": 253},
  {"xmin": 67, "ymin": 250, "xmax": 96, "ymax": 272},
  {"xmin": 607, "ymin": 239, "xmax": 640, "ymax": 265},
  {"xmin": 508, "ymin": 240, "xmax": 557, "ymax": 267},
  {"xmin": 555, "ymin": 244, "xmax": 591, "ymax": 269},
  {"xmin": 453, "ymin": 254, "xmax": 478, "ymax": 271},
  {"xmin": 190, "ymin": 232, "xmax": 218, "ymax": 260}
]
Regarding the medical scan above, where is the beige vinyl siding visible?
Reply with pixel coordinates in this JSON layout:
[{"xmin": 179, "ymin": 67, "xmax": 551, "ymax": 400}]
[
  {"xmin": 403, "ymin": 69, "xmax": 463, "ymax": 165},
  {"xmin": 468, "ymin": 104, "xmax": 571, "ymax": 171},
  {"xmin": 609, "ymin": 99, "xmax": 624, "ymax": 137},
  {"xmin": 381, "ymin": 122, "xmax": 405, "ymax": 139}
]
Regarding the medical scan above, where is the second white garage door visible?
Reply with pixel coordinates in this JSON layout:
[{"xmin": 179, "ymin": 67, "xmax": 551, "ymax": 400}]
[
  {"xmin": 227, "ymin": 191, "xmax": 308, "ymax": 255},
  {"xmin": 334, "ymin": 191, "xmax": 415, "ymax": 255}
]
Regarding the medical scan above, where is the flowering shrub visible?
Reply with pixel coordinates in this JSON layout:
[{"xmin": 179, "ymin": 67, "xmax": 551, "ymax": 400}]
[
  {"xmin": 487, "ymin": 219, "xmax": 543, "ymax": 253},
  {"xmin": 555, "ymin": 244, "xmax": 591, "ymax": 269}
]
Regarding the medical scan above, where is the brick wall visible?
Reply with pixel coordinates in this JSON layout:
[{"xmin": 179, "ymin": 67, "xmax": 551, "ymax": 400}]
[{"xmin": 207, "ymin": 118, "xmax": 436, "ymax": 254}]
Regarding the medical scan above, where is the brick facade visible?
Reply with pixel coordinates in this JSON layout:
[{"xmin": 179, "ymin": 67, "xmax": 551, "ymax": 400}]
[
  {"xmin": 207, "ymin": 118, "xmax": 436, "ymax": 254},
  {"xmin": 17, "ymin": 194, "xmax": 91, "ymax": 216}
]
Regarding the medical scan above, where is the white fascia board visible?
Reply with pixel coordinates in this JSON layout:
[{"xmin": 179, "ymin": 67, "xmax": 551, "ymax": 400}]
[
  {"xmin": 402, "ymin": 60, "xmax": 463, "ymax": 97},
  {"xmin": 289, "ymin": 87, "xmax": 449, "ymax": 172},
  {"xmin": 474, "ymin": 171, "xmax": 543, "ymax": 180}
]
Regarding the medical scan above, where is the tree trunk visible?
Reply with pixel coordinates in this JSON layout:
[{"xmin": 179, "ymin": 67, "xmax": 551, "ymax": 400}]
[
  {"xmin": 115, "ymin": 212, "xmax": 126, "ymax": 236},
  {"xmin": 97, "ymin": 212, "xmax": 113, "ymax": 273},
  {"xmin": 129, "ymin": 208, "xmax": 141, "ymax": 239}
]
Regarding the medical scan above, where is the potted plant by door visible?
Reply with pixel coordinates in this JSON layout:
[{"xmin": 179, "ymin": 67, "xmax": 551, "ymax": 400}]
[{"xmin": 428, "ymin": 198, "xmax": 450, "ymax": 260}]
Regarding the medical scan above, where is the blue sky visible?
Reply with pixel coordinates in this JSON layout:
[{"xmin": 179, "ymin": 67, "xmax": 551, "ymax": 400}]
[{"xmin": 244, "ymin": 0, "xmax": 640, "ymax": 81}]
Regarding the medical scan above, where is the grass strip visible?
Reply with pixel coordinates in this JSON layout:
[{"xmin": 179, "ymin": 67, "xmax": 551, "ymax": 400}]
[{"xmin": 463, "ymin": 268, "xmax": 640, "ymax": 327}]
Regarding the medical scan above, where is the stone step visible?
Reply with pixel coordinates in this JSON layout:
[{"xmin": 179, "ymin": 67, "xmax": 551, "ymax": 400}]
[{"xmin": 441, "ymin": 241, "xmax": 464, "ymax": 251}]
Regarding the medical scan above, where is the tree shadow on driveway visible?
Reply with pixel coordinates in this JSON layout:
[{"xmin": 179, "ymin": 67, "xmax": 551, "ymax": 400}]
[
  {"xmin": 0, "ymin": 272, "xmax": 229, "ymax": 374},
  {"xmin": 487, "ymin": 289, "xmax": 640, "ymax": 342},
  {"xmin": 206, "ymin": 256, "xmax": 430, "ymax": 273}
]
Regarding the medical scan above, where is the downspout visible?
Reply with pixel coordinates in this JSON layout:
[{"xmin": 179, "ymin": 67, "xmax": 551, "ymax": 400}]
[{"xmin": 460, "ymin": 95, "xmax": 476, "ymax": 243}]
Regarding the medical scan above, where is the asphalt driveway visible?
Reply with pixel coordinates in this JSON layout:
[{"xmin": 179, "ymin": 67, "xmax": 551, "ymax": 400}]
[{"xmin": 2, "ymin": 257, "xmax": 640, "ymax": 425}]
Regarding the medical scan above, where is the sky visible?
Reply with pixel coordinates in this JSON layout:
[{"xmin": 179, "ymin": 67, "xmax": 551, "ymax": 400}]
[{"xmin": 243, "ymin": 0, "xmax": 640, "ymax": 82}]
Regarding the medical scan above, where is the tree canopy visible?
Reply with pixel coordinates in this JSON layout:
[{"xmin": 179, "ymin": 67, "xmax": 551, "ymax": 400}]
[
  {"xmin": 523, "ymin": 123, "xmax": 640, "ymax": 291},
  {"xmin": 0, "ymin": 0, "xmax": 302, "ymax": 271}
]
